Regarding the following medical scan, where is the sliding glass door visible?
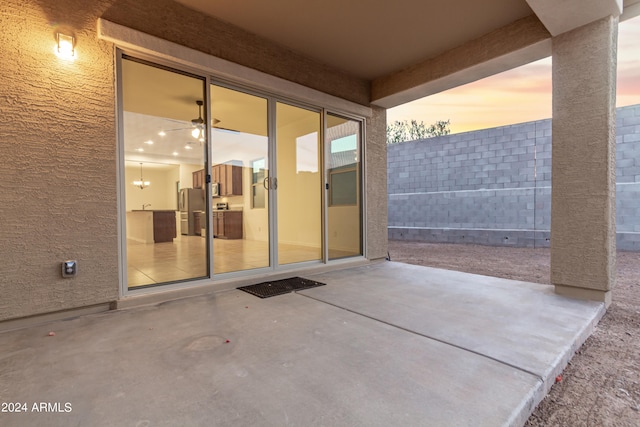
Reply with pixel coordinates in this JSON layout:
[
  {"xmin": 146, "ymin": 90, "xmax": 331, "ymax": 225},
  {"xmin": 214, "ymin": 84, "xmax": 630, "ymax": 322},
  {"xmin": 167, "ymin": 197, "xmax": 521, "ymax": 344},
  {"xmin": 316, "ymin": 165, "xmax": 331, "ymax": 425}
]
[
  {"xmin": 276, "ymin": 102, "xmax": 322, "ymax": 265},
  {"xmin": 209, "ymin": 84, "xmax": 270, "ymax": 274},
  {"xmin": 119, "ymin": 55, "xmax": 364, "ymax": 291},
  {"xmin": 205, "ymin": 92, "xmax": 325, "ymax": 272},
  {"xmin": 121, "ymin": 57, "xmax": 208, "ymax": 288},
  {"xmin": 326, "ymin": 113, "xmax": 363, "ymax": 259}
]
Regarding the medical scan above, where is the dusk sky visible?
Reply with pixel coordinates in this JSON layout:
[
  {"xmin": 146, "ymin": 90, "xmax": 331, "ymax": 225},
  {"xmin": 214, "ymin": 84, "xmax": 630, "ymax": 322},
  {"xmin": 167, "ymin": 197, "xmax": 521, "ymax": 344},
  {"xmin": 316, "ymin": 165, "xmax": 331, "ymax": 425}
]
[{"xmin": 387, "ymin": 16, "xmax": 640, "ymax": 134}]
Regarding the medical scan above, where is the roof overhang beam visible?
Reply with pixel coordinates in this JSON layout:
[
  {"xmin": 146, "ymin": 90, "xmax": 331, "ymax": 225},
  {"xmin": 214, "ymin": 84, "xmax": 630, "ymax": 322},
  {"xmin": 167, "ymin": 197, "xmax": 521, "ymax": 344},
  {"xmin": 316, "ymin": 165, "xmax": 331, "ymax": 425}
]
[{"xmin": 526, "ymin": 0, "xmax": 623, "ymax": 36}]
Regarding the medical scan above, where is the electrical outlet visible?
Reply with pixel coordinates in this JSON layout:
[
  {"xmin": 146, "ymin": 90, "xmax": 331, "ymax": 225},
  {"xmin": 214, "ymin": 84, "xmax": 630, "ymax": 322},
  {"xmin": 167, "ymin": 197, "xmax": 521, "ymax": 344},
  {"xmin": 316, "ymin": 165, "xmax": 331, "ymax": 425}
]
[{"xmin": 62, "ymin": 260, "xmax": 77, "ymax": 277}]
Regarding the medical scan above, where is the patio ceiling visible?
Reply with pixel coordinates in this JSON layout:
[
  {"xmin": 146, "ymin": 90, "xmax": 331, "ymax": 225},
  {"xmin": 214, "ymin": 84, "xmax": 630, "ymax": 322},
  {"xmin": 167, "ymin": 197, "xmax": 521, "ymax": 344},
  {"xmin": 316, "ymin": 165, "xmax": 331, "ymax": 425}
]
[{"xmin": 175, "ymin": 0, "xmax": 535, "ymax": 81}]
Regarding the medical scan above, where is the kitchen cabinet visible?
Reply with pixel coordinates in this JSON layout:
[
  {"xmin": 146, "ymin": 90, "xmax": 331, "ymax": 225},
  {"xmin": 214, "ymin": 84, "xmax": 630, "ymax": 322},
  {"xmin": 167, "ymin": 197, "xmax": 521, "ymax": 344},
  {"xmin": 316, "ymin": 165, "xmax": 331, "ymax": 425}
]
[
  {"xmin": 213, "ymin": 211, "xmax": 243, "ymax": 239},
  {"xmin": 193, "ymin": 211, "xmax": 204, "ymax": 236},
  {"xmin": 127, "ymin": 210, "xmax": 176, "ymax": 244},
  {"xmin": 152, "ymin": 211, "xmax": 177, "ymax": 243},
  {"xmin": 224, "ymin": 165, "xmax": 243, "ymax": 196},
  {"xmin": 192, "ymin": 169, "xmax": 205, "ymax": 189},
  {"xmin": 211, "ymin": 165, "xmax": 221, "ymax": 190},
  {"xmin": 212, "ymin": 164, "xmax": 242, "ymax": 197}
]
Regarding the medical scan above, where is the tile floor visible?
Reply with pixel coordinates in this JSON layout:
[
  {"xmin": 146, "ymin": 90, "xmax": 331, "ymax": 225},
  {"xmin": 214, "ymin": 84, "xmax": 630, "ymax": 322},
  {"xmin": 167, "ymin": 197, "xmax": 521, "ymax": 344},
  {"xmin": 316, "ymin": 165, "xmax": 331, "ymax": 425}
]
[{"xmin": 127, "ymin": 236, "xmax": 357, "ymax": 288}]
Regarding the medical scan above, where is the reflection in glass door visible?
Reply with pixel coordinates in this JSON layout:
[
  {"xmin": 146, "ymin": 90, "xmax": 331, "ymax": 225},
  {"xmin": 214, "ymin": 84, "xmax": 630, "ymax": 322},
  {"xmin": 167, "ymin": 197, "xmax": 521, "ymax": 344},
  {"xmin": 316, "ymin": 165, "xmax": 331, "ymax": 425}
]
[
  {"xmin": 210, "ymin": 85, "xmax": 270, "ymax": 274},
  {"xmin": 276, "ymin": 103, "xmax": 322, "ymax": 265},
  {"xmin": 326, "ymin": 114, "xmax": 362, "ymax": 259},
  {"xmin": 121, "ymin": 57, "xmax": 208, "ymax": 288}
]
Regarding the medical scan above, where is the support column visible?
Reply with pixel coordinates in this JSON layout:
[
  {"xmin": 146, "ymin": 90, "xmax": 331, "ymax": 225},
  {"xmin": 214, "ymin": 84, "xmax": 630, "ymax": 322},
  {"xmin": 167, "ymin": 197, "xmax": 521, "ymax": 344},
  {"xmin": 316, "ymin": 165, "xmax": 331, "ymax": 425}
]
[
  {"xmin": 550, "ymin": 16, "xmax": 618, "ymax": 306},
  {"xmin": 365, "ymin": 105, "xmax": 388, "ymax": 260}
]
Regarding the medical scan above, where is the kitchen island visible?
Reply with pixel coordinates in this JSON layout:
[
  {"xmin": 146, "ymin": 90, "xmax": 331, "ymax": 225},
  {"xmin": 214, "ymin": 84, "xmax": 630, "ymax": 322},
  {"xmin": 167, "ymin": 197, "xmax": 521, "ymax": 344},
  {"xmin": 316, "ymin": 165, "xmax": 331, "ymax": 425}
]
[{"xmin": 127, "ymin": 210, "xmax": 177, "ymax": 243}]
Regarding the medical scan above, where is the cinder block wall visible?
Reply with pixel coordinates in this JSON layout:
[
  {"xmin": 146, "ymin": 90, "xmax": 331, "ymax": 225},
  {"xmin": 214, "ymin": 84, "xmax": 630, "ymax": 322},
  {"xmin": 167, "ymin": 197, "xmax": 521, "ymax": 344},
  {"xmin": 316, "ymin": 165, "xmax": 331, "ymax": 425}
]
[{"xmin": 388, "ymin": 104, "xmax": 640, "ymax": 250}]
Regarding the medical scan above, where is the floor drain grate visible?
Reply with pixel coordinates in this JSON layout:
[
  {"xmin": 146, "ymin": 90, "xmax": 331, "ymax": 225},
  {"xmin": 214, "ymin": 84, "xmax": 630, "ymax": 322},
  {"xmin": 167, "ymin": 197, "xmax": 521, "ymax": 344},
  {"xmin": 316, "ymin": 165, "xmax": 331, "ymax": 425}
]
[{"xmin": 237, "ymin": 277, "xmax": 326, "ymax": 298}]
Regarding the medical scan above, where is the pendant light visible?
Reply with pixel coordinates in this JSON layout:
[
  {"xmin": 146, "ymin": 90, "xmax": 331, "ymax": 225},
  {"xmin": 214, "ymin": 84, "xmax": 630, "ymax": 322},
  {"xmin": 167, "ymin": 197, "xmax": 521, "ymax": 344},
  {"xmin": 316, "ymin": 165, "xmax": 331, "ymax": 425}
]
[{"xmin": 133, "ymin": 163, "xmax": 150, "ymax": 189}]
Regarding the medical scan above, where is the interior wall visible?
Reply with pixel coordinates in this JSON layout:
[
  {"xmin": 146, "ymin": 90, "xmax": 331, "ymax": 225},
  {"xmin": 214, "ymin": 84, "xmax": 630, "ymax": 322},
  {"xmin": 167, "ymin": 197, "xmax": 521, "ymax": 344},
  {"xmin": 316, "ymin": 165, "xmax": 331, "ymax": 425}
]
[
  {"xmin": 179, "ymin": 163, "xmax": 203, "ymax": 189},
  {"xmin": 125, "ymin": 165, "xmax": 179, "ymax": 211},
  {"xmin": 240, "ymin": 167, "xmax": 269, "ymax": 242},
  {"xmin": 276, "ymin": 112, "xmax": 322, "ymax": 248},
  {"xmin": 327, "ymin": 206, "xmax": 361, "ymax": 252}
]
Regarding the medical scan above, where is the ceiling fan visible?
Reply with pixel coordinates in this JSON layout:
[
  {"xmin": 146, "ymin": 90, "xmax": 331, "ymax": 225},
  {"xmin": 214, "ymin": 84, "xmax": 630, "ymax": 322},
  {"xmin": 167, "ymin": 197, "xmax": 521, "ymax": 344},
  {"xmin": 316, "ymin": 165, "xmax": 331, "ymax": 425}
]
[
  {"xmin": 189, "ymin": 100, "xmax": 206, "ymax": 141},
  {"xmin": 160, "ymin": 100, "xmax": 219, "ymax": 142}
]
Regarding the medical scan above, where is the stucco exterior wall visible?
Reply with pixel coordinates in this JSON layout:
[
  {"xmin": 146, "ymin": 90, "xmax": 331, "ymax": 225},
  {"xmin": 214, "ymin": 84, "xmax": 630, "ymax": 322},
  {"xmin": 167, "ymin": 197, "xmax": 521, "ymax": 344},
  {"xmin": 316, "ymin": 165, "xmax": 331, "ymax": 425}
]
[
  {"xmin": 0, "ymin": 0, "xmax": 380, "ymax": 321},
  {"xmin": 365, "ymin": 106, "xmax": 389, "ymax": 260},
  {"xmin": 551, "ymin": 16, "xmax": 618, "ymax": 302},
  {"xmin": 0, "ymin": 0, "xmax": 119, "ymax": 321}
]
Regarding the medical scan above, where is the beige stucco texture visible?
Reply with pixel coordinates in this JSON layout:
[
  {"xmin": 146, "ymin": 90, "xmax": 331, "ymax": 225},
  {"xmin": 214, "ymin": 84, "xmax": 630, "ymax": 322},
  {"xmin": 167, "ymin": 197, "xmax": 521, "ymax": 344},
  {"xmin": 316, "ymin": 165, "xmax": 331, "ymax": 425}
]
[
  {"xmin": 550, "ymin": 16, "xmax": 618, "ymax": 305},
  {"xmin": 365, "ymin": 106, "xmax": 389, "ymax": 261},
  {"xmin": 0, "ymin": 1, "xmax": 119, "ymax": 321}
]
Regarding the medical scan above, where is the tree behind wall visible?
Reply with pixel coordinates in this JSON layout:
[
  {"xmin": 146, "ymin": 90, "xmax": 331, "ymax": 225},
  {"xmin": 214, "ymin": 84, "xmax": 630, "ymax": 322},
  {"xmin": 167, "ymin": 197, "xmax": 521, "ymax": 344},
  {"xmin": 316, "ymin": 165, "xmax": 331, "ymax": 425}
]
[{"xmin": 386, "ymin": 119, "xmax": 451, "ymax": 144}]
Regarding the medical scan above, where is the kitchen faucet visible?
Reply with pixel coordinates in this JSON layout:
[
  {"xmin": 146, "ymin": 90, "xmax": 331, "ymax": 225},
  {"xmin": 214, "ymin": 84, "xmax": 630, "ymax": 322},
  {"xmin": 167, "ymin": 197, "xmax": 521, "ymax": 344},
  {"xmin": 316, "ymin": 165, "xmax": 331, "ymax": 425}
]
[{"xmin": 142, "ymin": 204, "xmax": 151, "ymax": 210}]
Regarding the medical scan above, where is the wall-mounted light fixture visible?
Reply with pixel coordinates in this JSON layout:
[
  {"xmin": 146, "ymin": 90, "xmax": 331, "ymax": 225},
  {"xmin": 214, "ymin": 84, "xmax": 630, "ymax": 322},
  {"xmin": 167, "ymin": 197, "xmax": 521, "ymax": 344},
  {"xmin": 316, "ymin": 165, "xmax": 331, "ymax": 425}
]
[{"xmin": 55, "ymin": 32, "xmax": 75, "ymax": 59}]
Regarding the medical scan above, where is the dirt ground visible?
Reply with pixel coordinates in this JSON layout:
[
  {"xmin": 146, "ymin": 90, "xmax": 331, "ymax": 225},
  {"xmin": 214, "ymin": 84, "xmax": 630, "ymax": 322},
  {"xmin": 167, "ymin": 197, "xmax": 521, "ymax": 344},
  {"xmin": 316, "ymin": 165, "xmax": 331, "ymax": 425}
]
[{"xmin": 388, "ymin": 240, "xmax": 640, "ymax": 427}]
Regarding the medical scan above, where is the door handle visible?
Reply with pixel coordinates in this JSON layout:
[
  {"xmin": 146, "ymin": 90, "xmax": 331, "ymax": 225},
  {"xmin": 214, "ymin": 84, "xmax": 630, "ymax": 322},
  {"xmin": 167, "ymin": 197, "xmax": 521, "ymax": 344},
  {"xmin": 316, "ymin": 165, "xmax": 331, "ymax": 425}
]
[{"xmin": 263, "ymin": 177, "xmax": 278, "ymax": 190}]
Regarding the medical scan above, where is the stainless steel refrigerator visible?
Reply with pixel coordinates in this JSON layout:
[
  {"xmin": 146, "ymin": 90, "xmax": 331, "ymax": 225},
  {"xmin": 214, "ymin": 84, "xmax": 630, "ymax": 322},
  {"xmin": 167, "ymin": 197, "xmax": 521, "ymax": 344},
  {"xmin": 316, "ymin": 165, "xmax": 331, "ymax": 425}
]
[{"xmin": 179, "ymin": 188, "xmax": 205, "ymax": 235}]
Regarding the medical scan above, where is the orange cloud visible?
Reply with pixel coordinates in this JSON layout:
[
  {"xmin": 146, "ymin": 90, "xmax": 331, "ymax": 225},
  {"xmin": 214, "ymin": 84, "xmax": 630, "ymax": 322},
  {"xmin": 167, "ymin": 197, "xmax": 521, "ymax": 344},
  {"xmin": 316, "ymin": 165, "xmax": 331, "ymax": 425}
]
[{"xmin": 389, "ymin": 16, "xmax": 640, "ymax": 134}]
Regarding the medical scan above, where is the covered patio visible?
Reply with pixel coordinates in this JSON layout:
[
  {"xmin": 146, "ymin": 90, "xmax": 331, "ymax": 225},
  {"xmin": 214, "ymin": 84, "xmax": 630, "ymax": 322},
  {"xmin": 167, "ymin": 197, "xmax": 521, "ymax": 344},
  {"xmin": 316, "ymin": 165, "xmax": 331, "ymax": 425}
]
[
  {"xmin": 0, "ymin": 1, "xmax": 633, "ymax": 424},
  {"xmin": 0, "ymin": 262, "xmax": 603, "ymax": 426}
]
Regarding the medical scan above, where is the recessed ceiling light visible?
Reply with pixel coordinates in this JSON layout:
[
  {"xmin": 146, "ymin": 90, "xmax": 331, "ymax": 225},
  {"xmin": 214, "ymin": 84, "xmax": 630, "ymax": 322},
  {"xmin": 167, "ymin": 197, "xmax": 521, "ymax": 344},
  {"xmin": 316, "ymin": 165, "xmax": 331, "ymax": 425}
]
[
  {"xmin": 185, "ymin": 145, "xmax": 192, "ymax": 150},
  {"xmin": 172, "ymin": 152, "xmax": 179, "ymax": 156},
  {"xmin": 136, "ymin": 148, "xmax": 144, "ymax": 152},
  {"xmin": 158, "ymin": 131, "xmax": 166, "ymax": 137},
  {"xmin": 144, "ymin": 140, "xmax": 154, "ymax": 145}
]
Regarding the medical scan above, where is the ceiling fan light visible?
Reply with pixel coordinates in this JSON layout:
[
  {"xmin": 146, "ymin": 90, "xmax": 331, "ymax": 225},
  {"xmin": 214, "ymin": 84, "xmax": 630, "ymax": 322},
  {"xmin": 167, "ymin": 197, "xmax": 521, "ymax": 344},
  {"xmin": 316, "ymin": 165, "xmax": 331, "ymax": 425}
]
[{"xmin": 191, "ymin": 128, "xmax": 200, "ymax": 139}]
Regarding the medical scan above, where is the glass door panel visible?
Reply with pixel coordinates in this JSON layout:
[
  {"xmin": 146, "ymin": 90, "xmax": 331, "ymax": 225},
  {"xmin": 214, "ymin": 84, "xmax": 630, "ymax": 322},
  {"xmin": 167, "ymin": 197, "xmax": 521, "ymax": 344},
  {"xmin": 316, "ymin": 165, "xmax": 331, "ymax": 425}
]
[
  {"xmin": 326, "ymin": 114, "xmax": 362, "ymax": 259},
  {"xmin": 121, "ymin": 57, "xmax": 208, "ymax": 288},
  {"xmin": 276, "ymin": 103, "xmax": 322, "ymax": 265},
  {"xmin": 210, "ymin": 85, "xmax": 269, "ymax": 273}
]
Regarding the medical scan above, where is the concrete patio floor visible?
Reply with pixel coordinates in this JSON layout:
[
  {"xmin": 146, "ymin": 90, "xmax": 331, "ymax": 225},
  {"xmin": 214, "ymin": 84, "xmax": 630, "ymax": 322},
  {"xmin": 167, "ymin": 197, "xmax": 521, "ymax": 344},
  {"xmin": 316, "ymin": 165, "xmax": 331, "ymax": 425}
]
[{"xmin": 0, "ymin": 261, "xmax": 604, "ymax": 427}]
